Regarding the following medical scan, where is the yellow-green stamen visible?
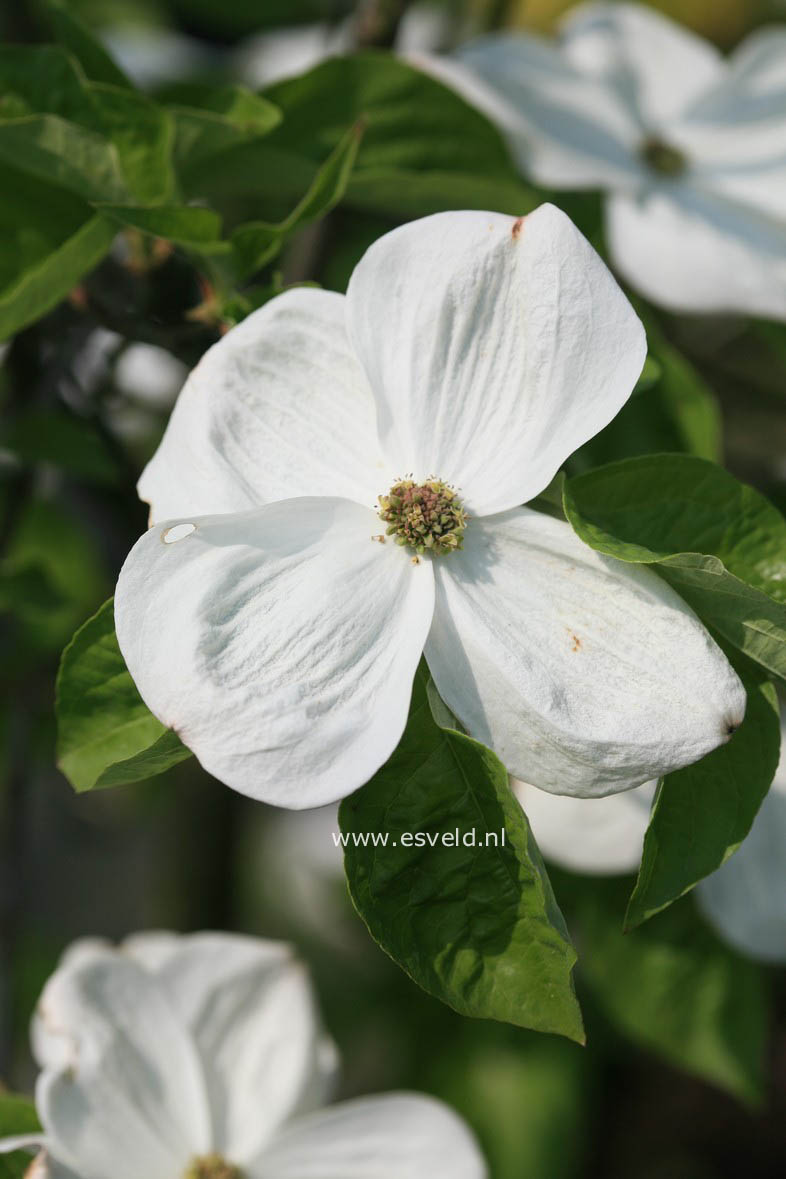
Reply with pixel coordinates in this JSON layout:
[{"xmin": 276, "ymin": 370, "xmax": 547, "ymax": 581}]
[
  {"xmin": 640, "ymin": 136, "xmax": 686, "ymax": 177},
  {"xmin": 378, "ymin": 478, "xmax": 467, "ymax": 556},
  {"xmin": 183, "ymin": 1155, "xmax": 241, "ymax": 1179}
]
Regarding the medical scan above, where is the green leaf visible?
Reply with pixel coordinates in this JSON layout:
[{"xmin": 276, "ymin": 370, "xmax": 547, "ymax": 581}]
[
  {"xmin": 0, "ymin": 167, "xmax": 115, "ymax": 339},
  {"xmin": 0, "ymin": 561, "xmax": 65, "ymax": 618},
  {"xmin": 564, "ymin": 454, "xmax": 786, "ymax": 678},
  {"xmin": 56, "ymin": 599, "xmax": 192, "ymax": 793},
  {"xmin": 338, "ymin": 666, "xmax": 584, "ymax": 1041},
  {"xmin": 430, "ymin": 1028, "xmax": 587, "ymax": 1179},
  {"xmin": 566, "ymin": 876, "xmax": 768, "ymax": 1106},
  {"xmin": 231, "ymin": 120, "xmax": 363, "ymax": 277},
  {"xmin": 45, "ymin": 0, "xmax": 133, "ymax": 89},
  {"xmin": 575, "ymin": 334, "xmax": 722, "ymax": 470},
  {"xmin": 3, "ymin": 409, "xmax": 121, "ymax": 485},
  {"xmin": 169, "ymin": 84, "xmax": 281, "ymax": 180},
  {"xmin": 93, "ymin": 728, "xmax": 193, "ymax": 789},
  {"xmin": 98, "ymin": 204, "xmax": 224, "ymax": 248},
  {"xmin": 626, "ymin": 652, "xmax": 780, "ymax": 929},
  {"xmin": 168, "ymin": 82, "xmax": 281, "ymax": 133},
  {"xmin": 221, "ymin": 277, "xmax": 319, "ymax": 326},
  {"xmin": 647, "ymin": 320, "xmax": 723, "ymax": 462},
  {"xmin": 0, "ymin": 45, "xmax": 97, "ymax": 126},
  {"xmin": 88, "ymin": 83, "xmax": 175, "ymax": 205},
  {"xmin": 5, "ymin": 495, "xmax": 110, "ymax": 656},
  {"xmin": 0, "ymin": 1092, "xmax": 41, "ymax": 1179},
  {"xmin": 0, "ymin": 47, "xmax": 174, "ymax": 205},
  {"xmin": 0, "ymin": 114, "xmax": 127, "ymax": 202},
  {"xmin": 190, "ymin": 54, "xmax": 536, "ymax": 219}
]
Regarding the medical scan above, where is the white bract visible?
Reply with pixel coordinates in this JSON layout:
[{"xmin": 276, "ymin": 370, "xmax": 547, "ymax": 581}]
[
  {"xmin": 427, "ymin": 3, "xmax": 786, "ymax": 317},
  {"xmin": 0, "ymin": 932, "xmax": 486, "ymax": 1179},
  {"xmin": 115, "ymin": 203, "xmax": 746, "ymax": 808},
  {"xmin": 514, "ymin": 721, "xmax": 786, "ymax": 962}
]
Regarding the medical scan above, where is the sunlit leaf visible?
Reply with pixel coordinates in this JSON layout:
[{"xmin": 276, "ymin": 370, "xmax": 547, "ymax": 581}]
[
  {"xmin": 564, "ymin": 454, "xmax": 786, "ymax": 678},
  {"xmin": 231, "ymin": 120, "xmax": 363, "ymax": 277},
  {"xmin": 0, "ymin": 1093, "xmax": 41, "ymax": 1179}
]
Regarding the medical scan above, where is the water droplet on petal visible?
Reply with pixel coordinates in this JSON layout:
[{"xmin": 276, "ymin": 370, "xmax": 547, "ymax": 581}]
[{"xmin": 162, "ymin": 522, "xmax": 196, "ymax": 544}]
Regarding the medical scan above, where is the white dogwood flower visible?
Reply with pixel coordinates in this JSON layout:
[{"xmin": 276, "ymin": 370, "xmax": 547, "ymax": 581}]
[
  {"xmin": 0, "ymin": 932, "xmax": 486, "ymax": 1179},
  {"xmin": 427, "ymin": 3, "xmax": 786, "ymax": 317},
  {"xmin": 514, "ymin": 724, "xmax": 786, "ymax": 962},
  {"xmin": 115, "ymin": 203, "xmax": 745, "ymax": 808}
]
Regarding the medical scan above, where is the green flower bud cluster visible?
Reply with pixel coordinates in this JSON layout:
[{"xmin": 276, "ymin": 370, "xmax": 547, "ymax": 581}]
[
  {"xmin": 640, "ymin": 136, "xmax": 686, "ymax": 177},
  {"xmin": 378, "ymin": 479, "xmax": 467, "ymax": 556},
  {"xmin": 184, "ymin": 1155, "xmax": 241, "ymax": 1179}
]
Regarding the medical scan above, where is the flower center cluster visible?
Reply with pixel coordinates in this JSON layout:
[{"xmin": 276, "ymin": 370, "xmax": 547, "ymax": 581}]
[
  {"xmin": 184, "ymin": 1155, "xmax": 241, "ymax": 1179},
  {"xmin": 640, "ymin": 136, "xmax": 687, "ymax": 177},
  {"xmin": 378, "ymin": 479, "xmax": 467, "ymax": 556}
]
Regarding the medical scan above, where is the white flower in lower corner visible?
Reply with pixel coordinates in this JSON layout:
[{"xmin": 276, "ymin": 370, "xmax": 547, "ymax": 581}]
[
  {"xmin": 0, "ymin": 932, "xmax": 486, "ymax": 1179},
  {"xmin": 424, "ymin": 3, "xmax": 786, "ymax": 318},
  {"xmin": 115, "ymin": 203, "xmax": 745, "ymax": 809},
  {"xmin": 515, "ymin": 722, "xmax": 786, "ymax": 962}
]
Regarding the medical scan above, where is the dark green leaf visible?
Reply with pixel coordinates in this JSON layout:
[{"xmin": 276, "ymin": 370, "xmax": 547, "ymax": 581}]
[
  {"xmin": 98, "ymin": 204, "xmax": 224, "ymax": 248},
  {"xmin": 0, "ymin": 167, "xmax": 115, "ymax": 339},
  {"xmin": 168, "ymin": 82, "xmax": 281, "ymax": 133},
  {"xmin": 564, "ymin": 454, "xmax": 786, "ymax": 678},
  {"xmin": 0, "ymin": 1093, "xmax": 41, "ymax": 1179},
  {"xmin": 89, "ymin": 83, "xmax": 175, "ymax": 205},
  {"xmin": 564, "ymin": 876, "xmax": 768, "ymax": 1106},
  {"xmin": 648, "ymin": 321, "xmax": 723, "ymax": 462},
  {"xmin": 221, "ymin": 278, "xmax": 319, "ymax": 325},
  {"xmin": 575, "ymin": 332, "xmax": 721, "ymax": 470},
  {"xmin": 5, "ymin": 496, "xmax": 109, "ymax": 656},
  {"xmin": 56, "ymin": 599, "xmax": 192, "ymax": 793},
  {"xmin": 188, "ymin": 54, "xmax": 536, "ymax": 219},
  {"xmin": 45, "ymin": 0, "xmax": 133, "ymax": 89},
  {"xmin": 0, "ymin": 47, "xmax": 174, "ymax": 205},
  {"xmin": 3, "ymin": 409, "xmax": 121, "ymax": 486},
  {"xmin": 626, "ymin": 651, "xmax": 780, "ymax": 929},
  {"xmin": 169, "ymin": 85, "xmax": 281, "ymax": 179},
  {"xmin": 430, "ymin": 1027, "xmax": 587, "ymax": 1179},
  {"xmin": 231, "ymin": 120, "xmax": 363, "ymax": 277},
  {"xmin": 339, "ymin": 666, "xmax": 584, "ymax": 1041},
  {"xmin": 0, "ymin": 45, "xmax": 97, "ymax": 126},
  {"xmin": 0, "ymin": 561, "xmax": 65, "ymax": 617},
  {"xmin": 0, "ymin": 114, "xmax": 126, "ymax": 202}
]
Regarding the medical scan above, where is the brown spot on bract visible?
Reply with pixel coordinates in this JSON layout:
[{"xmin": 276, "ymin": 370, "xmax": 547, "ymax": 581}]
[
  {"xmin": 512, "ymin": 216, "xmax": 525, "ymax": 240},
  {"xmin": 569, "ymin": 632, "xmax": 581, "ymax": 652}
]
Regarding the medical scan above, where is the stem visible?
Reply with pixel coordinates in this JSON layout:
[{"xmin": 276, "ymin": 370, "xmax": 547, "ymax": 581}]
[{"xmin": 355, "ymin": 0, "xmax": 411, "ymax": 48}]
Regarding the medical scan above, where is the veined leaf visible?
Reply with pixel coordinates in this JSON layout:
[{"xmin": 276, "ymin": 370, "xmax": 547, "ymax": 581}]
[
  {"xmin": 98, "ymin": 204, "xmax": 224, "ymax": 248},
  {"xmin": 0, "ymin": 166, "xmax": 115, "ymax": 340},
  {"xmin": 170, "ymin": 84, "xmax": 281, "ymax": 180},
  {"xmin": 339, "ymin": 666, "xmax": 584, "ymax": 1041},
  {"xmin": 45, "ymin": 0, "xmax": 133, "ymax": 89},
  {"xmin": 231, "ymin": 120, "xmax": 363, "ymax": 277},
  {"xmin": 188, "ymin": 54, "xmax": 536, "ymax": 220},
  {"xmin": 56, "ymin": 599, "xmax": 192, "ymax": 793},
  {"xmin": 626, "ymin": 651, "xmax": 780, "ymax": 929},
  {"xmin": 564, "ymin": 454, "xmax": 786, "ymax": 678}
]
